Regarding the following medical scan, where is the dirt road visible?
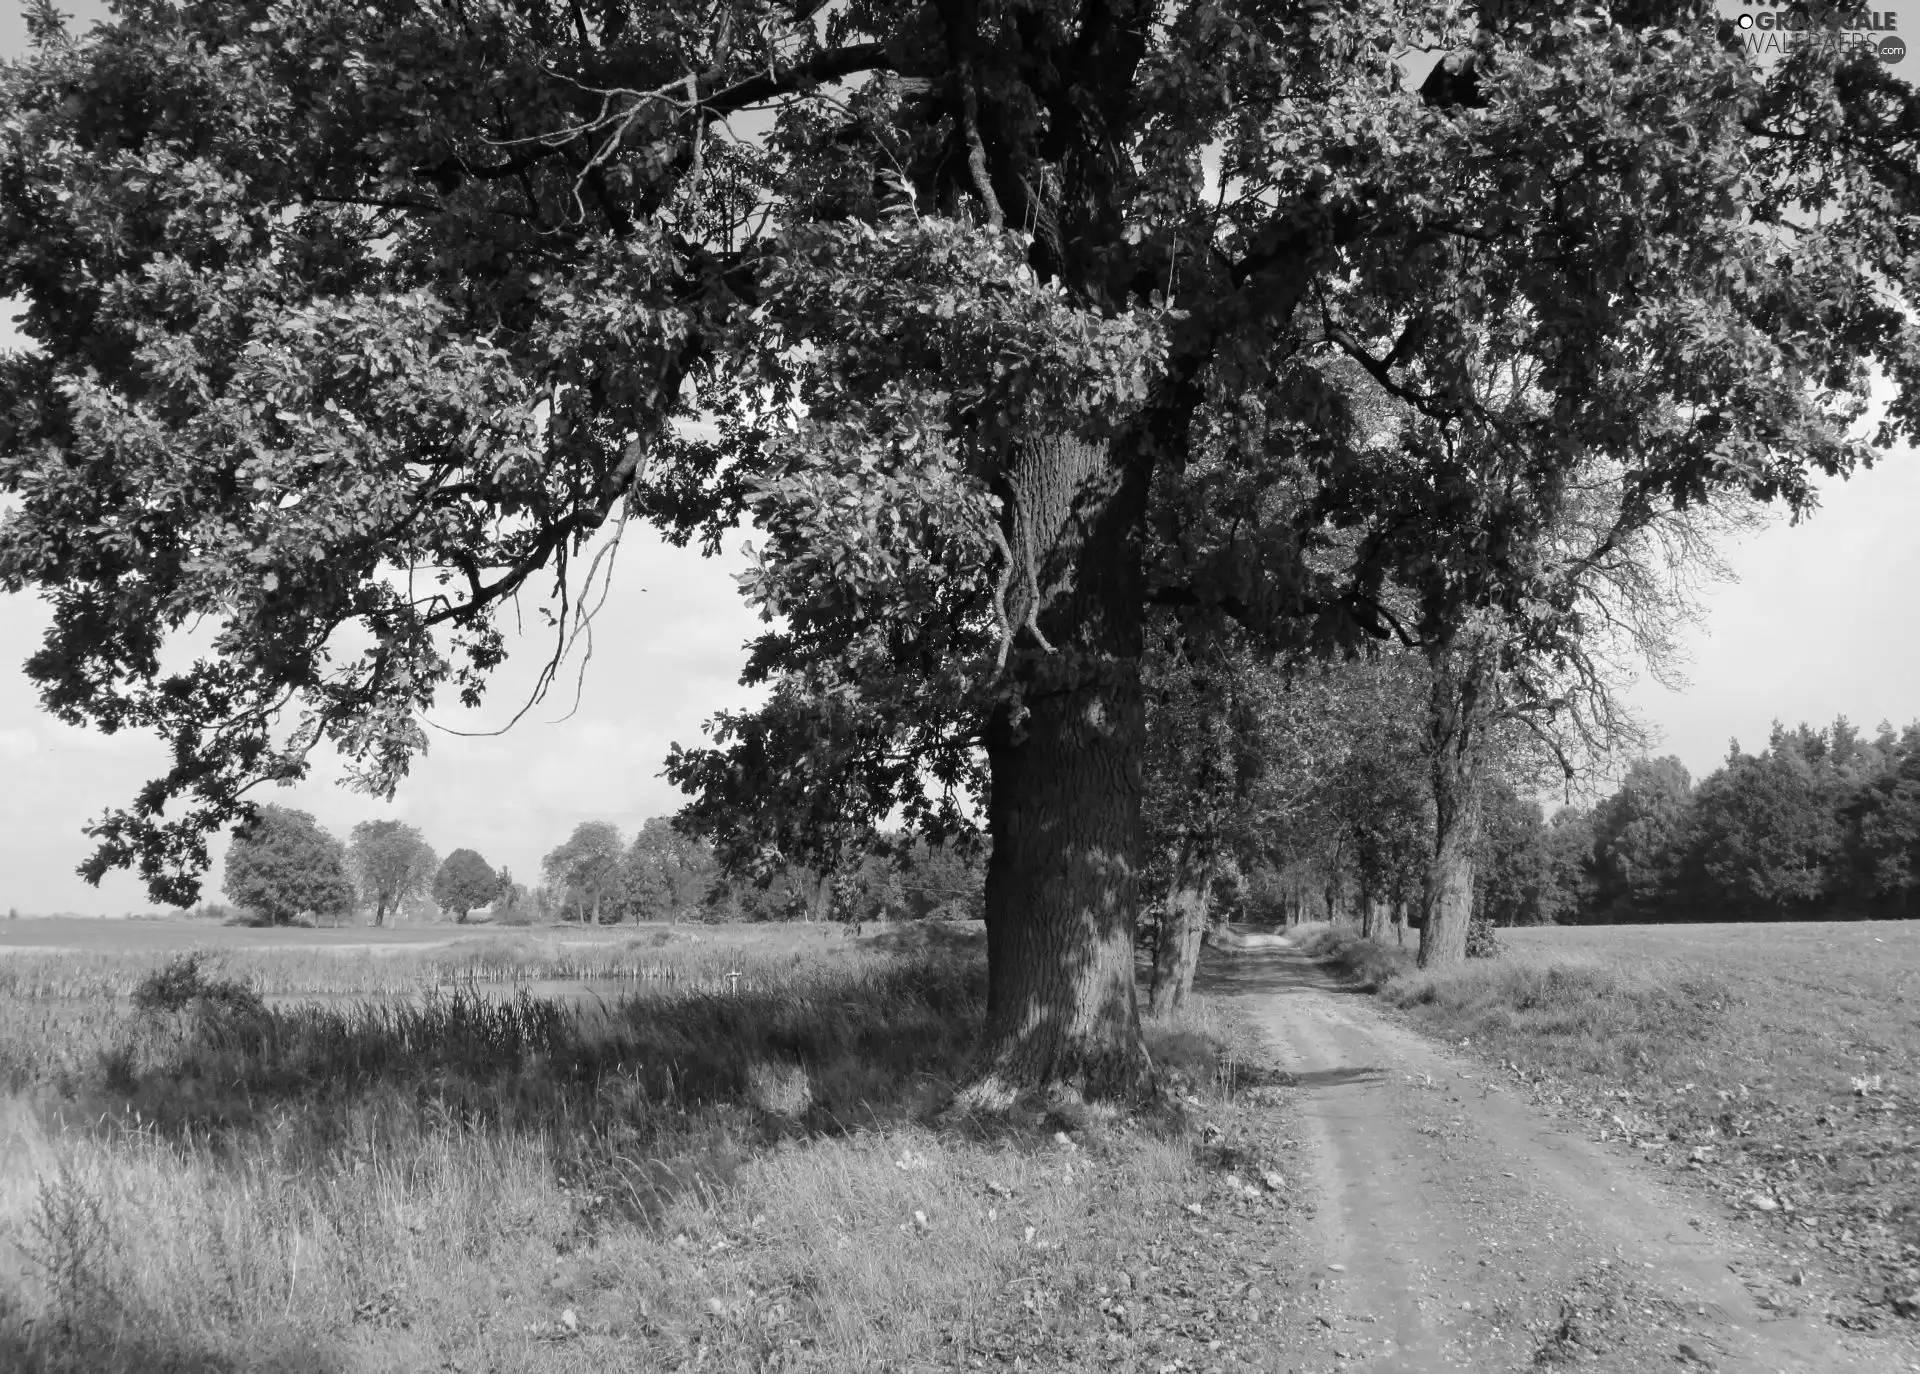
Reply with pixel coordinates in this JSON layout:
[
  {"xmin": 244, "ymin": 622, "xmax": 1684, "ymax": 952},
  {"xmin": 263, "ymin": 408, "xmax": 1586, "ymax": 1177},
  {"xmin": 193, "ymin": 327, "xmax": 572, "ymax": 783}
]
[{"xmin": 1207, "ymin": 944, "xmax": 1913, "ymax": 1374}]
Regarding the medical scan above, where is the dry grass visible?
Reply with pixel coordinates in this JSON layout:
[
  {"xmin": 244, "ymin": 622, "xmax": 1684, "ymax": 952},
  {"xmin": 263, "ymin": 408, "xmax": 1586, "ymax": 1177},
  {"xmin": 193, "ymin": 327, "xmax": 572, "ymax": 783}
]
[
  {"xmin": 0, "ymin": 930, "xmax": 1292, "ymax": 1372},
  {"xmin": 1299, "ymin": 919, "xmax": 1920, "ymax": 1326},
  {"xmin": 0, "ymin": 921, "xmax": 860, "ymax": 1000}
]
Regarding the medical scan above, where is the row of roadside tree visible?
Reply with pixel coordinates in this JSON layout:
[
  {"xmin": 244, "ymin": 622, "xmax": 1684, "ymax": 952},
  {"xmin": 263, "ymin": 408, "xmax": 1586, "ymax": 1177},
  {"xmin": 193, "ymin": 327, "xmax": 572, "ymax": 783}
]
[{"xmin": 1245, "ymin": 702, "xmax": 1920, "ymax": 938}]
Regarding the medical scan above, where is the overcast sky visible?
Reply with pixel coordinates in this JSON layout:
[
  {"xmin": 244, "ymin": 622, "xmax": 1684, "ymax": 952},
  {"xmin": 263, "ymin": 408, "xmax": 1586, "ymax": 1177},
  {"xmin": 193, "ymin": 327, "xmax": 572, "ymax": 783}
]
[{"xmin": 2, "ymin": 2, "xmax": 1914, "ymax": 914}]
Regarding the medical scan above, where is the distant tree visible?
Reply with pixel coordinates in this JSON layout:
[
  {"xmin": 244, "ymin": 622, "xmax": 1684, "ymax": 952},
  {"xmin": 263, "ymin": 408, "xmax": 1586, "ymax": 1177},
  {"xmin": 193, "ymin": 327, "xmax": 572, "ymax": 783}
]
[
  {"xmin": 1840, "ymin": 726, "xmax": 1920, "ymax": 917},
  {"xmin": 432, "ymin": 848, "xmax": 498, "ymax": 923},
  {"xmin": 1672, "ymin": 727, "xmax": 1843, "ymax": 919},
  {"xmin": 346, "ymin": 819, "xmax": 437, "ymax": 927},
  {"xmin": 621, "ymin": 819, "xmax": 718, "ymax": 924},
  {"xmin": 1185, "ymin": 650, "xmax": 1428, "ymax": 946},
  {"xmin": 835, "ymin": 845, "xmax": 909, "ymax": 930},
  {"xmin": 223, "ymin": 806, "xmax": 353, "ymax": 926},
  {"xmin": 1327, "ymin": 671, "xmax": 1432, "ymax": 941},
  {"xmin": 542, "ymin": 822, "xmax": 625, "ymax": 924},
  {"xmin": 530, "ymin": 884, "xmax": 559, "ymax": 923},
  {"xmin": 891, "ymin": 836, "xmax": 988, "ymax": 922},
  {"xmin": 1590, "ymin": 757, "xmax": 1694, "ymax": 916},
  {"xmin": 1136, "ymin": 638, "xmax": 1271, "ymax": 1013},
  {"xmin": 1539, "ymin": 807, "xmax": 1599, "ymax": 926},
  {"xmin": 492, "ymin": 865, "xmax": 525, "ymax": 912},
  {"xmin": 701, "ymin": 859, "xmax": 837, "ymax": 924},
  {"xmin": 1136, "ymin": 642, "xmax": 1426, "ymax": 1008},
  {"xmin": 1474, "ymin": 782, "xmax": 1553, "ymax": 927}
]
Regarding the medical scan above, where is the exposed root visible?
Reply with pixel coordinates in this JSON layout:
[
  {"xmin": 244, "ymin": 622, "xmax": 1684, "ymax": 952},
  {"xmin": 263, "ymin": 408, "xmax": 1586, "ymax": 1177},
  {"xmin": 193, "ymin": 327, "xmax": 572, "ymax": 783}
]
[{"xmin": 942, "ymin": 1065, "xmax": 1173, "ymax": 1133}]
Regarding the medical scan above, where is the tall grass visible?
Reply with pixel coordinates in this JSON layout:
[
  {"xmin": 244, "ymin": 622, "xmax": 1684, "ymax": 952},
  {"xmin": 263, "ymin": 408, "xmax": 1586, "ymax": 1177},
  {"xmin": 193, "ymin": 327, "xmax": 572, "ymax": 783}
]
[
  {"xmin": 0, "ymin": 928, "xmax": 845, "ymax": 1000},
  {"xmin": 0, "ymin": 934, "xmax": 1260, "ymax": 1372}
]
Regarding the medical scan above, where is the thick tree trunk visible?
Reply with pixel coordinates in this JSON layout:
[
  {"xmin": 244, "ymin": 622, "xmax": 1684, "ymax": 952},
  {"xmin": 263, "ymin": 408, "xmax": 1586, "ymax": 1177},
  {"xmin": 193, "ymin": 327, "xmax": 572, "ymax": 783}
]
[
  {"xmin": 955, "ymin": 433, "xmax": 1157, "ymax": 1113},
  {"xmin": 967, "ymin": 677, "xmax": 1154, "ymax": 1108},
  {"xmin": 1419, "ymin": 648, "xmax": 1484, "ymax": 969},
  {"xmin": 1421, "ymin": 803, "xmax": 1477, "ymax": 967},
  {"xmin": 1149, "ymin": 843, "xmax": 1211, "ymax": 1016}
]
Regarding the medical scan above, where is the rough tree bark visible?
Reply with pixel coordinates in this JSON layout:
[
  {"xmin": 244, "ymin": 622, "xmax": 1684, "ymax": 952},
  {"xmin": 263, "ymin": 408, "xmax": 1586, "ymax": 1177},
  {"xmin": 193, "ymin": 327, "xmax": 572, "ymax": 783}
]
[
  {"xmin": 956, "ymin": 433, "xmax": 1158, "ymax": 1112},
  {"xmin": 1149, "ymin": 841, "xmax": 1211, "ymax": 1015},
  {"xmin": 1419, "ymin": 649, "xmax": 1485, "ymax": 969}
]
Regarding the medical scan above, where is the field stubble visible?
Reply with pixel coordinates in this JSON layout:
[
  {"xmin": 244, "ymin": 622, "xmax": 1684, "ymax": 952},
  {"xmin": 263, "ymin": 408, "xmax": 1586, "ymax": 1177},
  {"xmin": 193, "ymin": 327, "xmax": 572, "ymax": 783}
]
[
  {"xmin": 1295, "ymin": 919, "xmax": 1920, "ymax": 1332},
  {"xmin": 0, "ymin": 922, "xmax": 1299, "ymax": 1373}
]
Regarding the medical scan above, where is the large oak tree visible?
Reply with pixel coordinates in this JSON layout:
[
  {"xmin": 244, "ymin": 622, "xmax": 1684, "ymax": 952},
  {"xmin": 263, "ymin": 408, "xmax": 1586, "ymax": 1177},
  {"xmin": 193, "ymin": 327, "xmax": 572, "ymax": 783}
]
[
  {"xmin": 347, "ymin": 816, "xmax": 437, "ymax": 925},
  {"xmin": 1, "ymin": 0, "xmax": 1914, "ymax": 1106},
  {"xmin": 223, "ymin": 804, "xmax": 355, "ymax": 925}
]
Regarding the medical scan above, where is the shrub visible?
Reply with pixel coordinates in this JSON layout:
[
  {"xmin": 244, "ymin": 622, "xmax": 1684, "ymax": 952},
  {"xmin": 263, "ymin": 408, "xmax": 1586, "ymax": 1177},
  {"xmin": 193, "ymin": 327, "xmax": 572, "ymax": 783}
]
[
  {"xmin": 23, "ymin": 1160, "xmax": 120, "ymax": 1345},
  {"xmin": 129, "ymin": 954, "xmax": 265, "ymax": 1021},
  {"xmin": 1288, "ymin": 923, "xmax": 1415, "ymax": 989},
  {"xmin": 1465, "ymin": 916, "xmax": 1504, "ymax": 959}
]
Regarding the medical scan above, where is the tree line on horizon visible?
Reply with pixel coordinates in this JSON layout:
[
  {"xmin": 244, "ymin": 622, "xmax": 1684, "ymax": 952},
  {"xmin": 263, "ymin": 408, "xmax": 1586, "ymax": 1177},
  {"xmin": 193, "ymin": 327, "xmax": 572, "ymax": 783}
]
[
  {"xmin": 535, "ymin": 816, "xmax": 985, "ymax": 926},
  {"xmin": 206, "ymin": 703, "xmax": 1918, "ymax": 935},
  {"xmin": 1121, "ymin": 636, "xmax": 1920, "ymax": 957},
  {"xmin": 215, "ymin": 810, "xmax": 508, "ymax": 928},
  {"xmin": 1555, "ymin": 718, "xmax": 1920, "ymax": 924},
  {"xmin": 1265, "ymin": 713, "xmax": 1920, "ymax": 934},
  {"xmin": 207, "ymin": 805, "xmax": 989, "ymax": 929}
]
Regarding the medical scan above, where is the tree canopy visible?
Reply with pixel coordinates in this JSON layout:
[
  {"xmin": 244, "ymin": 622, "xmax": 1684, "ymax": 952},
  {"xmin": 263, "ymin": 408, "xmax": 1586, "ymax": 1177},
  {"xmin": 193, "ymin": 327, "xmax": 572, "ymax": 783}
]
[
  {"xmin": 621, "ymin": 817, "xmax": 717, "ymax": 922},
  {"xmin": 3, "ymin": 0, "xmax": 1915, "ymax": 1102},
  {"xmin": 222, "ymin": 804, "xmax": 354, "ymax": 925},
  {"xmin": 432, "ymin": 846, "xmax": 499, "ymax": 920},
  {"xmin": 347, "ymin": 818, "xmax": 438, "ymax": 926},
  {"xmin": 541, "ymin": 820, "xmax": 625, "ymax": 923}
]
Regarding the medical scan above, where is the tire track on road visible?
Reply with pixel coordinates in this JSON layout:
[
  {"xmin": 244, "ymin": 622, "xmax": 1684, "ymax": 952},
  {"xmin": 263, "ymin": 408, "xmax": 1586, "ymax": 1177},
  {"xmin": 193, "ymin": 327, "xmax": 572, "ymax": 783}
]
[{"xmin": 1206, "ymin": 943, "xmax": 1904, "ymax": 1373}]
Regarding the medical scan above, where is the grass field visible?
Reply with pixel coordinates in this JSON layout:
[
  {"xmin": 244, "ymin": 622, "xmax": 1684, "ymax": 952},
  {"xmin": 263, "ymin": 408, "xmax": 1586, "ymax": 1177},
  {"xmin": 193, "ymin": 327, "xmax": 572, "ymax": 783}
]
[
  {"xmin": 1300, "ymin": 919, "xmax": 1920, "ymax": 1325},
  {"xmin": 0, "ymin": 918, "xmax": 856, "ymax": 994},
  {"xmin": 0, "ymin": 920, "xmax": 1293, "ymax": 1372}
]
